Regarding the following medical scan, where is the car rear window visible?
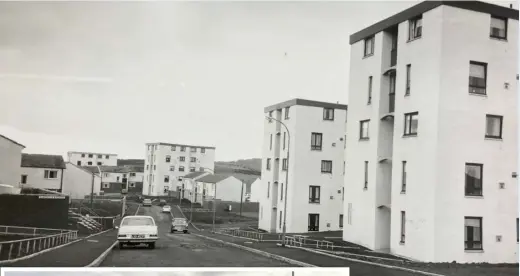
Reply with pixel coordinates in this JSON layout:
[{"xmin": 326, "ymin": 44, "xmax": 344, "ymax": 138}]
[
  {"xmin": 173, "ymin": 218, "xmax": 187, "ymax": 224},
  {"xmin": 122, "ymin": 217, "xmax": 154, "ymax": 226}
]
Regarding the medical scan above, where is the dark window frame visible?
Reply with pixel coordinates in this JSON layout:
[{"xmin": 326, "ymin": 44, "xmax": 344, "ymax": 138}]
[
  {"xmin": 270, "ymin": 134, "xmax": 273, "ymax": 150},
  {"xmin": 469, "ymin": 61, "xmax": 487, "ymax": 95},
  {"xmin": 404, "ymin": 112, "xmax": 419, "ymax": 136},
  {"xmin": 266, "ymin": 158, "xmax": 271, "ymax": 170},
  {"xmin": 282, "ymin": 158, "xmax": 288, "ymax": 171},
  {"xmin": 339, "ymin": 214, "xmax": 344, "ymax": 228},
  {"xmin": 408, "ymin": 15, "xmax": 422, "ymax": 41},
  {"xmin": 283, "ymin": 132, "xmax": 286, "ymax": 150},
  {"xmin": 21, "ymin": 175, "xmax": 27, "ymax": 184},
  {"xmin": 284, "ymin": 107, "xmax": 290, "ymax": 119},
  {"xmin": 323, "ymin": 108, "xmax": 334, "ymax": 121},
  {"xmin": 267, "ymin": 182, "xmax": 270, "ymax": 198},
  {"xmin": 321, "ymin": 160, "xmax": 333, "ymax": 174},
  {"xmin": 364, "ymin": 161, "xmax": 368, "ymax": 189},
  {"xmin": 279, "ymin": 211, "xmax": 283, "ymax": 228},
  {"xmin": 280, "ymin": 183, "xmax": 284, "ymax": 200},
  {"xmin": 190, "ymin": 157, "xmax": 197, "ymax": 162},
  {"xmin": 360, "ymin": 120, "xmax": 370, "ymax": 140},
  {"xmin": 308, "ymin": 213, "xmax": 320, "ymax": 232},
  {"xmin": 179, "ymin": 166, "xmax": 185, "ymax": 172},
  {"xmin": 490, "ymin": 16, "xmax": 507, "ymax": 40},
  {"xmin": 485, "ymin": 114, "xmax": 503, "ymax": 139},
  {"xmin": 179, "ymin": 156, "xmax": 185, "ymax": 162},
  {"xmin": 517, "ymin": 218, "xmax": 519, "ymax": 243},
  {"xmin": 165, "ymin": 155, "xmax": 171, "ymax": 163},
  {"xmin": 465, "ymin": 163, "xmax": 483, "ymax": 197},
  {"xmin": 368, "ymin": 76, "xmax": 373, "ymax": 104},
  {"xmin": 164, "ymin": 175, "xmax": 169, "ymax": 183},
  {"xmin": 401, "ymin": 161, "xmax": 407, "ymax": 193},
  {"xmin": 309, "ymin": 186, "xmax": 321, "ymax": 204},
  {"xmin": 311, "ymin": 132, "xmax": 323, "ymax": 151},
  {"xmin": 464, "ymin": 216, "xmax": 483, "ymax": 251},
  {"xmin": 405, "ymin": 64, "xmax": 411, "ymax": 95},
  {"xmin": 364, "ymin": 36, "xmax": 375, "ymax": 57},
  {"xmin": 400, "ymin": 211, "xmax": 406, "ymax": 244}
]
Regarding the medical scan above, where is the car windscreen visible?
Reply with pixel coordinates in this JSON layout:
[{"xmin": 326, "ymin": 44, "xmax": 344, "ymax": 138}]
[{"xmin": 121, "ymin": 217, "xmax": 154, "ymax": 226}]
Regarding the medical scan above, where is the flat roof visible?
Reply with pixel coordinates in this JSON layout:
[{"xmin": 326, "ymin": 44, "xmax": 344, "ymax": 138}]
[
  {"xmin": 145, "ymin": 142, "xmax": 216, "ymax": 150},
  {"xmin": 67, "ymin": 151, "xmax": 118, "ymax": 156},
  {"xmin": 350, "ymin": 1, "xmax": 519, "ymax": 45},
  {"xmin": 264, "ymin": 98, "xmax": 348, "ymax": 113}
]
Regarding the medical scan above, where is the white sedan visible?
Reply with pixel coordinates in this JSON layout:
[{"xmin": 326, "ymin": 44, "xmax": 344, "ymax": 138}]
[
  {"xmin": 162, "ymin": 205, "xmax": 172, "ymax": 213},
  {"xmin": 117, "ymin": 215, "xmax": 158, "ymax": 249}
]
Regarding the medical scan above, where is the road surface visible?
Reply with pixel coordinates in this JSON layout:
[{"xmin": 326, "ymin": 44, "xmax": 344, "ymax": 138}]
[{"xmin": 101, "ymin": 205, "xmax": 291, "ymax": 267}]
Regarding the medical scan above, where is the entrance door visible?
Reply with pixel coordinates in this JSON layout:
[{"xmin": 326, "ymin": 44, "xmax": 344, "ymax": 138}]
[{"xmin": 308, "ymin": 213, "xmax": 320, "ymax": 231}]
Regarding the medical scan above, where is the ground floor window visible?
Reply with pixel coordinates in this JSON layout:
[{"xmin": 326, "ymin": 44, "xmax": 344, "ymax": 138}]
[
  {"xmin": 339, "ymin": 214, "xmax": 343, "ymax": 228},
  {"xmin": 308, "ymin": 213, "xmax": 320, "ymax": 231},
  {"xmin": 465, "ymin": 216, "xmax": 483, "ymax": 250}
]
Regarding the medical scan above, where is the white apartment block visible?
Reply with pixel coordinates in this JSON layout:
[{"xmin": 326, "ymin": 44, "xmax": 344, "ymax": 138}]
[
  {"xmin": 343, "ymin": 1, "xmax": 518, "ymax": 263},
  {"xmin": 142, "ymin": 143, "xmax": 216, "ymax": 197},
  {"xmin": 0, "ymin": 134, "xmax": 25, "ymax": 187},
  {"xmin": 258, "ymin": 99, "xmax": 347, "ymax": 233},
  {"xmin": 67, "ymin": 151, "xmax": 118, "ymax": 166}
]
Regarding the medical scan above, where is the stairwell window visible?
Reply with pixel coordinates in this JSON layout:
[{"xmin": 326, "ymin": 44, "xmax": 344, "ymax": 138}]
[
  {"xmin": 280, "ymin": 183, "xmax": 284, "ymax": 200},
  {"xmin": 309, "ymin": 186, "xmax": 320, "ymax": 203},
  {"xmin": 408, "ymin": 15, "xmax": 422, "ymax": 41},
  {"xmin": 404, "ymin": 112, "xmax": 419, "ymax": 136},
  {"xmin": 267, "ymin": 182, "xmax": 270, "ymax": 198},
  {"xmin": 165, "ymin": 155, "xmax": 171, "ymax": 162},
  {"xmin": 368, "ymin": 76, "xmax": 373, "ymax": 104},
  {"xmin": 405, "ymin": 64, "xmax": 411, "ymax": 95},
  {"xmin": 181, "ymin": 146, "xmax": 186, "ymax": 152},
  {"xmin": 266, "ymin": 158, "xmax": 271, "ymax": 170},
  {"xmin": 485, "ymin": 115, "xmax": 503, "ymax": 139},
  {"xmin": 201, "ymin": 148, "xmax": 205, "ymax": 153},
  {"xmin": 311, "ymin": 132, "xmax": 323, "ymax": 150},
  {"xmin": 517, "ymin": 218, "xmax": 519, "ymax": 242},
  {"xmin": 44, "ymin": 170, "xmax": 58, "ymax": 179},
  {"xmin": 364, "ymin": 161, "xmax": 368, "ymax": 189},
  {"xmin": 321, "ymin": 160, "xmax": 332, "ymax": 174},
  {"xmin": 284, "ymin": 107, "xmax": 290, "ymax": 119},
  {"xmin": 490, "ymin": 16, "xmax": 507, "ymax": 40},
  {"xmin": 465, "ymin": 217, "xmax": 483, "ymax": 250},
  {"xmin": 400, "ymin": 211, "xmax": 406, "ymax": 244},
  {"xmin": 323, "ymin": 108, "xmax": 334, "ymax": 121},
  {"xmin": 279, "ymin": 211, "xmax": 283, "ymax": 228},
  {"xmin": 364, "ymin": 36, "xmax": 374, "ymax": 57},
  {"xmin": 270, "ymin": 134, "xmax": 273, "ymax": 150},
  {"xmin": 170, "ymin": 166, "xmax": 175, "ymax": 171},
  {"xmin": 401, "ymin": 161, "xmax": 407, "ymax": 193},
  {"xmin": 469, "ymin": 61, "xmax": 487, "ymax": 95},
  {"xmin": 339, "ymin": 214, "xmax": 344, "ymax": 228},
  {"xmin": 283, "ymin": 132, "xmax": 286, "ymax": 150},
  {"xmin": 282, "ymin": 158, "xmax": 288, "ymax": 171},
  {"xmin": 360, "ymin": 120, "xmax": 370, "ymax": 140},
  {"xmin": 465, "ymin": 163, "xmax": 483, "ymax": 197}
]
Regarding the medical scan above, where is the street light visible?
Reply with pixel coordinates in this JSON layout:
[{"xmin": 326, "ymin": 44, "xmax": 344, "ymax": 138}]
[{"xmin": 266, "ymin": 115, "xmax": 290, "ymax": 247}]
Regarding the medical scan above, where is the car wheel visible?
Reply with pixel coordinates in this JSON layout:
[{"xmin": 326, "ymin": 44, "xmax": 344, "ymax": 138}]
[
  {"xmin": 183, "ymin": 230, "xmax": 188, "ymax": 234},
  {"xmin": 118, "ymin": 243, "xmax": 124, "ymax": 249},
  {"xmin": 170, "ymin": 229, "xmax": 174, "ymax": 233},
  {"xmin": 149, "ymin": 242, "xmax": 155, "ymax": 249}
]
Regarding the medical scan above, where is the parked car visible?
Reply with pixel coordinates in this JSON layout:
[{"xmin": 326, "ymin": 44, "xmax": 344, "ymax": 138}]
[
  {"xmin": 116, "ymin": 215, "xmax": 158, "ymax": 249},
  {"xmin": 170, "ymin": 217, "xmax": 189, "ymax": 234},
  {"xmin": 158, "ymin": 199, "xmax": 167, "ymax": 206},
  {"xmin": 162, "ymin": 205, "xmax": 171, "ymax": 213},
  {"xmin": 142, "ymin": 199, "xmax": 152, "ymax": 207}
]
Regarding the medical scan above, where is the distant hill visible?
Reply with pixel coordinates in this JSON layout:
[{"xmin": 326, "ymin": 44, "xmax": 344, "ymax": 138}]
[{"xmin": 216, "ymin": 158, "xmax": 261, "ymax": 173}]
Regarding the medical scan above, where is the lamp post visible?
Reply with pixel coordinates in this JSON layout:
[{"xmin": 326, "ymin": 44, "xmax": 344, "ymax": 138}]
[{"xmin": 266, "ymin": 116, "xmax": 290, "ymax": 247}]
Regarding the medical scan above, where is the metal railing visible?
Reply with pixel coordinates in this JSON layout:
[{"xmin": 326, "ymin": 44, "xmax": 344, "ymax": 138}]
[
  {"xmin": 214, "ymin": 228, "xmax": 266, "ymax": 241},
  {"xmin": 0, "ymin": 225, "xmax": 71, "ymax": 237},
  {"xmin": 0, "ymin": 229, "xmax": 78, "ymax": 261},
  {"xmin": 283, "ymin": 235, "xmax": 334, "ymax": 250}
]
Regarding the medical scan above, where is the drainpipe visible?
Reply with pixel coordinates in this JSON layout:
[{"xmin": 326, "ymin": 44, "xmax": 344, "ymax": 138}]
[{"xmin": 59, "ymin": 168, "xmax": 64, "ymax": 193}]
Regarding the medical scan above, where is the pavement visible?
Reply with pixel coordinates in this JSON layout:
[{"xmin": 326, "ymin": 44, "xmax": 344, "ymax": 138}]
[{"xmin": 100, "ymin": 205, "xmax": 292, "ymax": 267}]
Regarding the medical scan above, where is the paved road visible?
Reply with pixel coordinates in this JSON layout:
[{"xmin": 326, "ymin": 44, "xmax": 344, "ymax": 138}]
[{"xmin": 101, "ymin": 205, "xmax": 291, "ymax": 267}]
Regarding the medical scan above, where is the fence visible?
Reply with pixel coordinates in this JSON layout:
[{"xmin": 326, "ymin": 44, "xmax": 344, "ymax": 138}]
[
  {"xmin": 214, "ymin": 228, "xmax": 280, "ymax": 242},
  {"xmin": 0, "ymin": 225, "xmax": 71, "ymax": 237},
  {"xmin": 0, "ymin": 228, "xmax": 78, "ymax": 261},
  {"xmin": 283, "ymin": 235, "xmax": 334, "ymax": 250}
]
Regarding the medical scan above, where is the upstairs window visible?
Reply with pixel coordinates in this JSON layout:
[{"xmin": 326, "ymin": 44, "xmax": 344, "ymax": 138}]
[
  {"xmin": 266, "ymin": 158, "xmax": 271, "ymax": 170},
  {"xmin": 105, "ymin": 155, "xmax": 109, "ymax": 159},
  {"xmin": 323, "ymin": 108, "xmax": 334, "ymax": 121},
  {"xmin": 170, "ymin": 166, "xmax": 175, "ymax": 171},
  {"xmin": 401, "ymin": 161, "xmax": 407, "ymax": 193},
  {"xmin": 309, "ymin": 186, "xmax": 320, "ymax": 203},
  {"xmin": 190, "ymin": 157, "xmax": 197, "ymax": 162},
  {"xmin": 44, "ymin": 170, "xmax": 58, "ymax": 179},
  {"xmin": 404, "ymin": 112, "xmax": 419, "ymax": 136},
  {"xmin": 490, "ymin": 16, "xmax": 507, "ymax": 40},
  {"xmin": 364, "ymin": 36, "xmax": 374, "ymax": 57},
  {"xmin": 485, "ymin": 115, "xmax": 503, "ymax": 139},
  {"xmin": 469, "ymin": 61, "xmax": 487, "ymax": 95},
  {"xmin": 364, "ymin": 161, "xmax": 369, "ymax": 189},
  {"xmin": 270, "ymin": 134, "xmax": 273, "ymax": 150},
  {"xmin": 321, "ymin": 160, "xmax": 332, "ymax": 174},
  {"xmin": 282, "ymin": 158, "xmax": 288, "ymax": 171},
  {"xmin": 311, "ymin": 133, "xmax": 323, "ymax": 150},
  {"xmin": 408, "ymin": 16, "xmax": 422, "ymax": 40},
  {"xmin": 81, "ymin": 154, "xmax": 85, "ymax": 157},
  {"xmin": 405, "ymin": 64, "xmax": 411, "ymax": 95},
  {"xmin": 97, "ymin": 154, "xmax": 102, "ymax": 158},
  {"xmin": 179, "ymin": 156, "xmax": 185, "ymax": 162},
  {"xmin": 88, "ymin": 154, "xmax": 93, "ymax": 158},
  {"xmin": 190, "ymin": 167, "xmax": 196, "ymax": 172},
  {"xmin": 165, "ymin": 155, "xmax": 171, "ymax": 163},
  {"xmin": 180, "ymin": 146, "xmax": 186, "ymax": 152},
  {"xmin": 171, "ymin": 146, "xmax": 176, "ymax": 151},
  {"xmin": 465, "ymin": 163, "xmax": 483, "ymax": 197},
  {"xmin": 284, "ymin": 107, "xmax": 290, "ymax": 119},
  {"xmin": 164, "ymin": 176, "xmax": 169, "ymax": 183},
  {"xmin": 179, "ymin": 166, "xmax": 185, "ymax": 172},
  {"xmin": 367, "ymin": 76, "xmax": 373, "ymax": 104},
  {"xmin": 360, "ymin": 120, "xmax": 370, "ymax": 140},
  {"xmin": 201, "ymin": 148, "xmax": 205, "ymax": 153},
  {"xmin": 191, "ymin": 147, "xmax": 197, "ymax": 153}
]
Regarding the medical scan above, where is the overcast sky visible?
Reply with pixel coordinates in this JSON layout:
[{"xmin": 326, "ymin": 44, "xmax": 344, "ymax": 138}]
[{"xmin": 0, "ymin": 1, "xmax": 512, "ymax": 161}]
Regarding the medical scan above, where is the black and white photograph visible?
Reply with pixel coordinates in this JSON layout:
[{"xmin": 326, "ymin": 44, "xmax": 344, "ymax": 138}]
[{"xmin": 0, "ymin": 0, "xmax": 518, "ymax": 275}]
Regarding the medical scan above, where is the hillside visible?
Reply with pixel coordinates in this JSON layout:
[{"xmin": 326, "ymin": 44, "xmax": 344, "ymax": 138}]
[{"xmin": 216, "ymin": 158, "xmax": 261, "ymax": 172}]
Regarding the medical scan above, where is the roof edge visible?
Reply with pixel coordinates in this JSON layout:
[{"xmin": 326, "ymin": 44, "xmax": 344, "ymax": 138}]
[
  {"xmin": 145, "ymin": 142, "xmax": 216, "ymax": 149},
  {"xmin": 264, "ymin": 98, "xmax": 348, "ymax": 113},
  {"xmin": 0, "ymin": 134, "xmax": 26, "ymax": 148}
]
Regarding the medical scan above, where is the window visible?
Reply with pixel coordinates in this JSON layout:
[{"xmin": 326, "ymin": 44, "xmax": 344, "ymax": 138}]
[
  {"xmin": 81, "ymin": 154, "xmax": 85, "ymax": 157},
  {"xmin": 104, "ymin": 173, "xmax": 109, "ymax": 177},
  {"xmin": 154, "ymin": 145, "xmax": 157, "ymax": 150},
  {"xmin": 103, "ymin": 183, "xmax": 109, "ymax": 188},
  {"xmin": 279, "ymin": 211, "xmax": 283, "ymax": 228},
  {"xmin": 105, "ymin": 155, "xmax": 109, "ymax": 159},
  {"xmin": 469, "ymin": 61, "xmax": 487, "ymax": 95},
  {"xmin": 343, "ymin": 161, "xmax": 346, "ymax": 175},
  {"xmin": 347, "ymin": 203, "xmax": 352, "ymax": 225},
  {"xmin": 465, "ymin": 163, "xmax": 483, "ymax": 196},
  {"xmin": 97, "ymin": 154, "xmax": 102, "ymax": 158},
  {"xmin": 268, "ymin": 111, "xmax": 273, "ymax": 119},
  {"xmin": 44, "ymin": 170, "xmax": 58, "ymax": 179},
  {"xmin": 401, "ymin": 161, "xmax": 407, "ymax": 193},
  {"xmin": 400, "ymin": 211, "xmax": 406, "ymax": 244},
  {"xmin": 180, "ymin": 156, "xmax": 185, "ymax": 162},
  {"xmin": 490, "ymin": 16, "xmax": 507, "ymax": 39},
  {"xmin": 181, "ymin": 146, "xmax": 186, "ymax": 152},
  {"xmin": 169, "ymin": 166, "xmax": 175, "ymax": 171},
  {"xmin": 408, "ymin": 16, "xmax": 422, "ymax": 40},
  {"xmin": 405, "ymin": 64, "xmax": 411, "ymax": 95},
  {"xmin": 130, "ymin": 173, "xmax": 136, "ymax": 177},
  {"xmin": 191, "ymin": 147, "xmax": 197, "ymax": 153},
  {"xmin": 360, "ymin": 120, "xmax": 370, "ymax": 140},
  {"xmin": 97, "ymin": 162, "xmax": 102, "ymax": 165},
  {"xmin": 282, "ymin": 158, "xmax": 288, "ymax": 171},
  {"xmin": 190, "ymin": 157, "xmax": 197, "ymax": 162},
  {"xmin": 117, "ymin": 176, "xmax": 120, "ymax": 182},
  {"xmin": 404, "ymin": 112, "xmax": 419, "ymax": 136},
  {"xmin": 284, "ymin": 107, "xmax": 290, "ymax": 119},
  {"xmin": 342, "ymin": 187, "xmax": 345, "ymax": 201},
  {"xmin": 179, "ymin": 166, "xmax": 185, "ymax": 172},
  {"xmin": 311, "ymin": 133, "xmax": 323, "ymax": 150},
  {"xmin": 267, "ymin": 182, "xmax": 270, "ymax": 198},
  {"xmin": 280, "ymin": 183, "xmax": 284, "ymax": 200},
  {"xmin": 166, "ymin": 156, "xmax": 171, "ymax": 162},
  {"xmin": 21, "ymin": 175, "xmax": 27, "ymax": 184},
  {"xmin": 171, "ymin": 146, "xmax": 176, "ymax": 151},
  {"xmin": 364, "ymin": 36, "xmax": 374, "ymax": 57},
  {"xmin": 87, "ymin": 161, "xmax": 92, "ymax": 165},
  {"xmin": 153, "ymin": 165, "xmax": 156, "ymax": 170},
  {"xmin": 308, "ymin": 214, "xmax": 320, "ymax": 231},
  {"xmin": 485, "ymin": 115, "xmax": 503, "ymax": 139},
  {"xmin": 269, "ymin": 134, "xmax": 273, "ymax": 150},
  {"xmin": 146, "ymin": 165, "xmax": 149, "ymax": 170},
  {"xmin": 517, "ymin": 218, "xmax": 519, "ymax": 243},
  {"xmin": 77, "ymin": 161, "xmax": 81, "ymax": 166},
  {"xmin": 367, "ymin": 76, "xmax": 373, "ymax": 104},
  {"xmin": 283, "ymin": 132, "xmax": 286, "ymax": 150},
  {"xmin": 323, "ymin": 108, "xmax": 334, "ymax": 121},
  {"xmin": 465, "ymin": 217, "xmax": 483, "ymax": 250},
  {"xmin": 364, "ymin": 161, "xmax": 368, "ymax": 189},
  {"xmin": 129, "ymin": 182, "xmax": 136, "ymax": 188},
  {"xmin": 190, "ymin": 167, "xmax": 196, "ymax": 172},
  {"xmin": 321, "ymin": 160, "xmax": 332, "ymax": 173},
  {"xmin": 266, "ymin": 158, "xmax": 271, "ymax": 170},
  {"xmin": 309, "ymin": 186, "xmax": 320, "ymax": 203},
  {"xmin": 88, "ymin": 154, "xmax": 93, "ymax": 158},
  {"xmin": 339, "ymin": 214, "xmax": 344, "ymax": 228},
  {"xmin": 201, "ymin": 148, "xmax": 205, "ymax": 153}
]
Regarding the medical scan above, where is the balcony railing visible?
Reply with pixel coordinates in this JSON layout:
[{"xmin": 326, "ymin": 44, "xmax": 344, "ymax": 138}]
[{"xmin": 389, "ymin": 93, "xmax": 395, "ymax": 113}]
